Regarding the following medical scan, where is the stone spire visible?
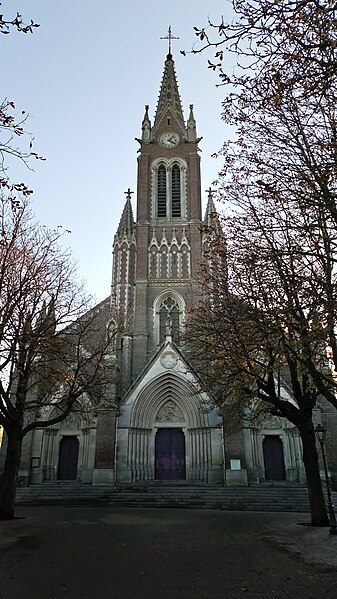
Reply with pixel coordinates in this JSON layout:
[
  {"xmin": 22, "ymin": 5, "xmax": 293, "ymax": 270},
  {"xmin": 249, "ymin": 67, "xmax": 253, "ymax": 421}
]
[
  {"xmin": 153, "ymin": 53, "xmax": 185, "ymax": 133},
  {"xmin": 186, "ymin": 104, "xmax": 197, "ymax": 142},
  {"xmin": 141, "ymin": 105, "xmax": 151, "ymax": 142},
  {"xmin": 203, "ymin": 187, "xmax": 221, "ymax": 234},
  {"xmin": 116, "ymin": 189, "xmax": 134, "ymax": 239}
]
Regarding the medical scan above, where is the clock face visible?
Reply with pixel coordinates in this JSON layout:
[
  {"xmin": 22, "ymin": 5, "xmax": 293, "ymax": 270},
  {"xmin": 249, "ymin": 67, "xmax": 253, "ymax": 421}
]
[{"xmin": 159, "ymin": 132, "xmax": 180, "ymax": 148}]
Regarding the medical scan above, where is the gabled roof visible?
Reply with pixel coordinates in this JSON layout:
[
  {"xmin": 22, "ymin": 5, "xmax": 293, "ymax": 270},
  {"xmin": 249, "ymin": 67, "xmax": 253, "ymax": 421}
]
[
  {"xmin": 118, "ymin": 338, "xmax": 218, "ymax": 429},
  {"xmin": 121, "ymin": 338, "xmax": 203, "ymax": 404}
]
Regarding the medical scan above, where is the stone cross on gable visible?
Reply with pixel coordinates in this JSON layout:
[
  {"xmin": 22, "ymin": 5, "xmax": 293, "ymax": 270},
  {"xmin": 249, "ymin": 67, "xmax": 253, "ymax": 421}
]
[
  {"xmin": 160, "ymin": 26, "xmax": 179, "ymax": 55},
  {"xmin": 124, "ymin": 188, "xmax": 134, "ymax": 200}
]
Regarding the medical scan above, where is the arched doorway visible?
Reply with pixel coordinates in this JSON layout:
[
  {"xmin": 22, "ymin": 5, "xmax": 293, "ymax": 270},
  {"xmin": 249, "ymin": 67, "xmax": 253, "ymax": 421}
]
[
  {"xmin": 263, "ymin": 435, "xmax": 286, "ymax": 481},
  {"xmin": 119, "ymin": 369, "xmax": 222, "ymax": 483},
  {"xmin": 155, "ymin": 428, "xmax": 186, "ymax": 480},
  {"xmin": 57, "ymin": 436, "xmax": 79, "ymax": 480}
]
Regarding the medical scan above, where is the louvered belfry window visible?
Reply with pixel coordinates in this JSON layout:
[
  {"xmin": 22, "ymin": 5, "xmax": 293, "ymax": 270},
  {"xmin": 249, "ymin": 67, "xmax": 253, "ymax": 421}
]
[
  {"xmin": 171, "ymin": 164, "xmax": 181, "ymax": 217},
  {"xmin": 157, "ymin": 163, "xmax": 183, "ymax": 219},
  {"xmin": 157, "ymin": 165, "xmax": 167, "ymax": 217}
]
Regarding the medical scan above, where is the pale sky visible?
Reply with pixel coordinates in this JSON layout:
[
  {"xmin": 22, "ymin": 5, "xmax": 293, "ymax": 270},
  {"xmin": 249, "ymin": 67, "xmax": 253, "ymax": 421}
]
[{"xmin": 3, "ymin": 0, "xmax": 233, "ymax": 303}]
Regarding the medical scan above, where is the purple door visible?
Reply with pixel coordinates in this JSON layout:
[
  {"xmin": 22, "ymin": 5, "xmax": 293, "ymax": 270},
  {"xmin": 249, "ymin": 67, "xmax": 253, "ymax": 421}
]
[
  {"xmin": 263, "ymin": 436, "xmax": 286, "ymax": 481},
  {"xmin": 57, "ymin": 436, "xmax": 79, "ymax": 480},
  {"xmin": 155, "ymin": 428, "xmax": 186, "ymax": 480}
]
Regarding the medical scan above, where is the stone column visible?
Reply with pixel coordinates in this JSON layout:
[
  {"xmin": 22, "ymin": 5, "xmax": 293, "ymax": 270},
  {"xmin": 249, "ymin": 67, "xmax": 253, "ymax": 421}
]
[
  {"xmin": 29, "ymin": 428, "xmax": 45, "ymax": 484},
  {"xmin": 92, "ymin": 350, "xmax": 118, "ymax": 484},
  {"xmin": 224, "ymin": 422, "xmax": 248, "ymax": 486},
  {"xmin": 39, "ymin": 428, "xmax": 58, "ymax": 481},
  {"xmin": 18, "ymin": 430, "xmax": 33, "ymax": 486},
  {"xmin": 80, "ymin": 425, "xmax": 96, "ymax": 484},
  {"xmin": 243, "ymin": 424, "xmax": 260, "ymax": 484},
  {"xmin": 208, "ymin": 427, "xmax": 224, "ymax": 484},
  {"xmin": 92, "ymin": 407, "xmax": 117, "ymax": 484},
  {"xmin": 0, "ymin": 429, "xmax": 8, "ymax": 474}
]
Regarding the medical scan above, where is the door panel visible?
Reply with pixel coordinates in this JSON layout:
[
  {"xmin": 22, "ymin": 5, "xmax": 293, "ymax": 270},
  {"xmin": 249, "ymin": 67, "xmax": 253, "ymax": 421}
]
[
  {"xmin": 263, "ymin": 435, "xmax": 286, "ymax": 481},
  {"xmin": 57, "ymin": 436, "xmax": 79, "ymax": 480},
  {"xmin": 155, "ymin": 428, "xmax": 186, "ymax": 480}
]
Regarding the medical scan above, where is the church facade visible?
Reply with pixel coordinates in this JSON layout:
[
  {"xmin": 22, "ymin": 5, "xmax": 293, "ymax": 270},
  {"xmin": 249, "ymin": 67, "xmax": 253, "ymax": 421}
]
[{"xmin": 11, "ymin": 50, "xmax": 317, "ymax": 488}]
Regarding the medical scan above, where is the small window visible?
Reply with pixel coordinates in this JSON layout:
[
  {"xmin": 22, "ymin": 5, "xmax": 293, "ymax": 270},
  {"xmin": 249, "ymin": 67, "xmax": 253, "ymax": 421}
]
[{"xmin": 167, "ymin": 117, "xmax": 171, "ymax": 125}]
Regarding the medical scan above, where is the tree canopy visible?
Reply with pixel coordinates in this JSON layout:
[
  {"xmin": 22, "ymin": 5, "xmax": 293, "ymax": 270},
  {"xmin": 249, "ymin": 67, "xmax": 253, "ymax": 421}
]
[
  {"xmin": 0, "ymin": 6, "xmax": 43, "ymax": 198},
  {"xmin": 0, "ymin": 197, "xmax": 115, "ymax": 519},
  {"xmin": 187, "ymin": 0, "xmax": 337, "ymax": 411},
  {"xmin": 184, "ymin": 0, "xmax": 337, "ymax": 526},
  {"xmin": 0, "ymin": 8, "xmax": 115, "ymax": 519}
]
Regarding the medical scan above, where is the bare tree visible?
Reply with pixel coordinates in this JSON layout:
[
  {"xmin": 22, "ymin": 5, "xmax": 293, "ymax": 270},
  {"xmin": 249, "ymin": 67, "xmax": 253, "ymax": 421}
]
[
  {"xmin": 0, "ymin": 6, "xmax": 43, "ymax": 197},
  {"xmin": 188, "ymin": 0, "xmax": 337, "ymax": 409},
  {"xmin": 0, "ymin": 198, "xmax": 115, "ymax": 519},
  {"xmin": 186, "ymin": 230, "xmax": 329, "ymax": 526},
  {"xmin": 182, "ymin": 1, "xmax": 337, "ymax": 526},
  {"xmin": 188, "ymin": 0, "xmax": 337, "ymax": 95},
  {"xmin": 0, "ymin": 98, "xmax": 45, "ymax": 197},
  {"xmin": 0, "ymin": 7, "xmax": 39, "ymax": 35}
]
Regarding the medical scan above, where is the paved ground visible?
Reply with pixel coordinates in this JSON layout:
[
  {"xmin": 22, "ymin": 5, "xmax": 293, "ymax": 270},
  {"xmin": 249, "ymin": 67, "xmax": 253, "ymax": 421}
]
[{"xmin": 0, "ymin": 507, "xmax": 337, "ymax": 598}]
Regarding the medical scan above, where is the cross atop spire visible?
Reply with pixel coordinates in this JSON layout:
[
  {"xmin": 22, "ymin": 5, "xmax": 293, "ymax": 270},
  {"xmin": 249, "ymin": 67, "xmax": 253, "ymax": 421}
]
[
  {"xmin": 115, "ymin": 190, "xmax": 135, "ymax": 239},
  {"xmin": 203, "ymin": 187, "xmax": 221, "ymax": 233},
  {"xmin": 206, "ymin": 186, "xmax": 216, "ymax": 200},
  {"xmin": 124, "ymin": 188, "xmax": 134, "ymax": 200},
  {"xmin": 160, "ymin": 25, "xmax": 179, "ymax": 57}
]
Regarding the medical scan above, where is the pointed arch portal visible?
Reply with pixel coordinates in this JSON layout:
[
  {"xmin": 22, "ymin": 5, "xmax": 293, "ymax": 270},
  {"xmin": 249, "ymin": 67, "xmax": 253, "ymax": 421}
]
[
  {"xmin": 130, "ymin": 372, "xmax": 207, "ymax": 430},
  {"xmin": 122, "ymin": 372, "xmax": 213, "ymax": 482}
]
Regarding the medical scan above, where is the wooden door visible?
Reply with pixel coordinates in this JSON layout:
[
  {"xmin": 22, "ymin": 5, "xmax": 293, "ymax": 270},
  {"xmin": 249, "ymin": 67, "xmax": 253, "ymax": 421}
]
[
  {"xmin": 155, "ymin": 428, "xmax": 186, "ymax": 480},
  {"xmin": 57, "ymin": 436, "xmax": 79, "ymax": 480},
  {"xmin": 263, "ymin": 435, "xmax": 286, "ymax": 481}
]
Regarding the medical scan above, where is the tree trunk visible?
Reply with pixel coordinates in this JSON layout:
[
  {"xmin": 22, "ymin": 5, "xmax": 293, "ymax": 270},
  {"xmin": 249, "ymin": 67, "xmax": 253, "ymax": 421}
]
[
  {"xmin": 0, "ymin": 429, "xmax": 23, "ymax": 520},
  {"xmin": 300, "ymin": 427, "xmax": 329, "ymax": 526}
]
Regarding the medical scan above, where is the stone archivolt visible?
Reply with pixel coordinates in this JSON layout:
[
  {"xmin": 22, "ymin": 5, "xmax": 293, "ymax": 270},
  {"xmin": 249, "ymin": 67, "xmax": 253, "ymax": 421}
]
[{"xmin": 130, "ymin": 372, "xmax": 207, "ymax": 430}]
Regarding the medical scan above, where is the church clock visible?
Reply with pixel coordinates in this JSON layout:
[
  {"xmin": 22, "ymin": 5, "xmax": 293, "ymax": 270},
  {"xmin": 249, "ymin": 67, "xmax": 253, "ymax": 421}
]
[{"xmin": 159, "ymin": 132, "xmax": 180, "ymax": 148}]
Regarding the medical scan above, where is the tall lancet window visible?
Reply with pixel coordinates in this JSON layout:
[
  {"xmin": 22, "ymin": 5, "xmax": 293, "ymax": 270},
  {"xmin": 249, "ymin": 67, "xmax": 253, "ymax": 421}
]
[
  {"xmin": 154, "ymin": 159, "xmax": 186, "ymax": 219},
  {"xmin": 171, "ymin": 164, "xmax": 181, "ymax": 217},
  {"xmin": 157, "ymin": 165, "xmax": 167, "ymax": 217},
  {"xmin": 159, "ymin": 296, "xmax": 180, "ymax": 343}
]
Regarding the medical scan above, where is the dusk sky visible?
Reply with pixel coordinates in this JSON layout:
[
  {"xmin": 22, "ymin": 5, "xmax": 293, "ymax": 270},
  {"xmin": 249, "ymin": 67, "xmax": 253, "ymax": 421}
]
[{"xmin": 3, "ymin": 1, "xmax": 233, "ymax": 302}]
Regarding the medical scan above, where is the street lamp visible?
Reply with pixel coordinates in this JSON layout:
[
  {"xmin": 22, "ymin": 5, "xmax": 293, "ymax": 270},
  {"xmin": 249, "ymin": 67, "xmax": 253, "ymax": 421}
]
[{"xmin": 314, "ymin": 424, "xmax": 337, "ymax": 535}]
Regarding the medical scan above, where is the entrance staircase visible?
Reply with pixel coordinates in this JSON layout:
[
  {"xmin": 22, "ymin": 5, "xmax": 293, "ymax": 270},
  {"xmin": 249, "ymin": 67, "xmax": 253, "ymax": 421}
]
[{"xmin": 16, "ymin": 481, "xmax": 336, "ymax": 513}]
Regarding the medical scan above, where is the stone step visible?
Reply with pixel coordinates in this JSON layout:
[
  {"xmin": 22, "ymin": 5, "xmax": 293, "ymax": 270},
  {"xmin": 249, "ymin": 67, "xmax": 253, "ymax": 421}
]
[
  {"xmin": 15, "ymin": 482, "xmax": 333, "ymax": 512},
  {"xmin": 16, "ymin": 486, "xmax": 310, "ymax": 496}
]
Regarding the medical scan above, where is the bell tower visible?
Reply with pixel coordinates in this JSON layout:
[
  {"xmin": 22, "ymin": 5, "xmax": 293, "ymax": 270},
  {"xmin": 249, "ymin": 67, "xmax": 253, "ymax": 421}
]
[{"xmin": 112, "ymin": 42, "xmax": 205, "ymax": 385}]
